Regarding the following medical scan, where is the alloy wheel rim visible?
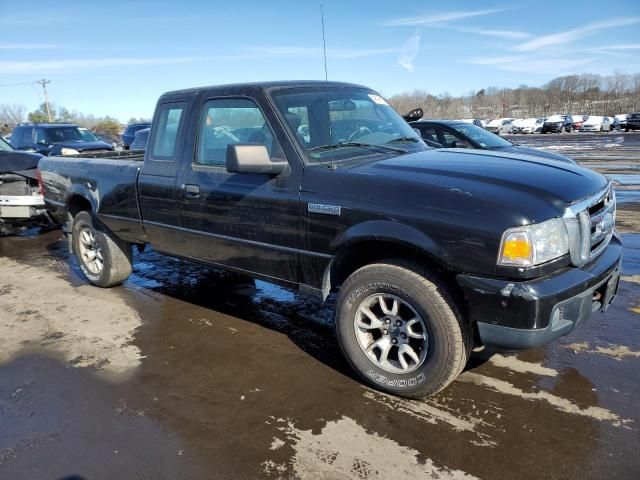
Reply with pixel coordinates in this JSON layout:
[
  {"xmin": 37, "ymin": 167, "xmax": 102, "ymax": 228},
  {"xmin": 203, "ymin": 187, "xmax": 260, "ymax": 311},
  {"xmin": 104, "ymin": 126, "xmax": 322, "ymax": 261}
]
[
  {"xmin": 78, "ymin": 226, "xmax": 103, "ymax": 275},
  {"xmin": 354, "ymin": 293, "xmax": 428, "ymax": 374}
]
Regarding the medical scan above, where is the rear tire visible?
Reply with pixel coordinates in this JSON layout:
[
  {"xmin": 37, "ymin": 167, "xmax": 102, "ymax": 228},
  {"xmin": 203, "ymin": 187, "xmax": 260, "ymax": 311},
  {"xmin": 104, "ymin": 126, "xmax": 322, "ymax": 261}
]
[
  {"xmin": 72, "ymin": 211, "xmax": 132, "ymax": 287},
  {"xmin": 335, "ymin": 260, "xmax": 470, "ymax": 399}
]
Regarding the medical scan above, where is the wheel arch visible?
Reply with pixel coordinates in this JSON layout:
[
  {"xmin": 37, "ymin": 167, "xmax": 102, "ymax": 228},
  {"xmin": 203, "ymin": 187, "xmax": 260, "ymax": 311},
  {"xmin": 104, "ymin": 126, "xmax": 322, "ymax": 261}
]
[{"xmin": 326, "ymin": 220, "xmax": 451, "ymax": 291}]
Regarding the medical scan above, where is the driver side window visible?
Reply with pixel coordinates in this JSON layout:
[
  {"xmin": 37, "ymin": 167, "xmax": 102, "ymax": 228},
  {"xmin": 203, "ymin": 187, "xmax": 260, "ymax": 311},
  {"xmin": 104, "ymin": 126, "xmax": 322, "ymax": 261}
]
[{"xmin": 196, "ymin": 98, "xmax": 283, "ymax": 167}]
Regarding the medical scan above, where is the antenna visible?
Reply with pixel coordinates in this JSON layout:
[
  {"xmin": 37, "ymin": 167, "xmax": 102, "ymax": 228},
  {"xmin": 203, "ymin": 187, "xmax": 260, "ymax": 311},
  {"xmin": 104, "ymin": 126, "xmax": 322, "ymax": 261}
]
[
  {"xmin": 320, "ymin": 2, "xmax": 328, "ymax": 82},
  {"xmin": 320, "ymin": 3, "xmax": 336, "ymax": 169}
]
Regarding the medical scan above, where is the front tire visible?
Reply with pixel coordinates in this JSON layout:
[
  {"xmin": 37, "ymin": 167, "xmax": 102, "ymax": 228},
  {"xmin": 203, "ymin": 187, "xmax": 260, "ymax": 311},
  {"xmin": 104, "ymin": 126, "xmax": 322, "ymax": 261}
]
[
  {"xmin": 72, "ymin": 211, "xmax": 132, "ymax": 287},
  {"xmin": 335, "ymin": 261, "xmax": 470, "ymax": 399}
]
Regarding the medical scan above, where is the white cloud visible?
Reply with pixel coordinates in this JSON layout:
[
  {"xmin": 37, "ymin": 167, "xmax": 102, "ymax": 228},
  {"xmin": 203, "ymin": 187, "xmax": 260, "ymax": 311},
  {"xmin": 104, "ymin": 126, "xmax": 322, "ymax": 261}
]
[
  {"xmin": 244, "ymin": 46, "xmax": 396, "ymax": 59},
  {"xmin": 384, "ymin": 8, "xmax": 505, "ymax": 27},
  {"xmin": 0, "ymin": 45, "xmax": 402, "ymax": 74},
  {"xmin": 397, "ymin": 34, "xmax": 420, "ymax": 72},
  {"xmin": 0, "ymin": 43, "xmax": 62, "ymax": 49},
  {"xmin": 465, "ymin": 55, "xmax": 596, "ymax": 73},
  {"xmin": 0, "ymin": 56, "xmax": 210, "ymax": 74},
  {"xmin": 588, "ymin": 44, "xmax": 640, "ymax": 52},
  {"xmin": 466, "ymin": 56, "xmax": 525, "ymax": 65},
  {"xmin": 515, "ymin": 17, "xmax": 640, "ymax": 51},
  {"xmin": 453, "ymin": 27, "xmax": 531, "ymax": 40}
]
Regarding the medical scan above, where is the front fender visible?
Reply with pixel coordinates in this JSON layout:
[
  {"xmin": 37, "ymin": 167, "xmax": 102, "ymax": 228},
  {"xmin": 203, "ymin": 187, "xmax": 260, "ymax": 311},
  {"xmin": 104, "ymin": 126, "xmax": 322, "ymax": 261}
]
[{"xmin": 330, "ymin": 220, "xmax": 444, "ymax": 259}]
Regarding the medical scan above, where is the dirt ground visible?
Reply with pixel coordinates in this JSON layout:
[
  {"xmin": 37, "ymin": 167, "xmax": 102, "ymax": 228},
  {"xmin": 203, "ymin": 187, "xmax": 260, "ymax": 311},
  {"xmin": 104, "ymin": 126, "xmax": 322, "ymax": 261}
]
[{"xmin": 1, "ymin": 132, "xmax": 639, "ymax": 480}]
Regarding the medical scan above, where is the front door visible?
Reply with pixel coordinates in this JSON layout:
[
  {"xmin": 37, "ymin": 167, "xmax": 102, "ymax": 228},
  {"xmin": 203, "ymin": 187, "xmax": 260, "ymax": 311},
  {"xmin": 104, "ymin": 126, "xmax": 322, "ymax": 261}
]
[{"xmin": 178, "ymin": 96, "xmax": 302, "ymax": 285}]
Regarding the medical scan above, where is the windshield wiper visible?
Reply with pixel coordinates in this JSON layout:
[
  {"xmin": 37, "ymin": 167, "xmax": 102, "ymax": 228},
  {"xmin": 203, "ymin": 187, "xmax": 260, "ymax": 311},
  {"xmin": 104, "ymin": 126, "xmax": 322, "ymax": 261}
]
[
  {"xmin": 387, "ymin": 136, "xmax": 420, "ymax": 144},
  {"xmin": 308, "ymin": 142, "xmax": 407, "ymax": 154}
]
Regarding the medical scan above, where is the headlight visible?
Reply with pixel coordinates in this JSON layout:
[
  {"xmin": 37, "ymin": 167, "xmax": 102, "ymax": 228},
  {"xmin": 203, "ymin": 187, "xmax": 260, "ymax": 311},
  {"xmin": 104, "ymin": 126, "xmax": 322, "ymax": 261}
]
[
  {"xmin": 60, "ymin": 147, "xmax": 80, "ymax": 156},
  {"xmin": 498, "ymin": 218, "xmax": 569, "ymax": 267}
]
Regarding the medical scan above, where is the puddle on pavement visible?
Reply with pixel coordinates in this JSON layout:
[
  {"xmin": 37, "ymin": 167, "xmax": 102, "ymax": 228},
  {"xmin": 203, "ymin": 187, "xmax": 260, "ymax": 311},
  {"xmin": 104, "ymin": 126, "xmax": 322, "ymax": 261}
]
[{"xmin": 2, "ymin": 228, "xmax": 640, "ymax": 479}]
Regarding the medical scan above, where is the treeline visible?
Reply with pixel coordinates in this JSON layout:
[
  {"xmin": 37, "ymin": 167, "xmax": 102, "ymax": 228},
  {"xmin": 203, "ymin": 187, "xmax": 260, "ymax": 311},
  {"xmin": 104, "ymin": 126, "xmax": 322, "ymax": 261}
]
[
  {"xmin": 0, "ymin": 102, "xmax": 150, "ymax": 137},
  {"xmin": 388, "ymin": 73, "xmax": 640, "ymax": 120}
]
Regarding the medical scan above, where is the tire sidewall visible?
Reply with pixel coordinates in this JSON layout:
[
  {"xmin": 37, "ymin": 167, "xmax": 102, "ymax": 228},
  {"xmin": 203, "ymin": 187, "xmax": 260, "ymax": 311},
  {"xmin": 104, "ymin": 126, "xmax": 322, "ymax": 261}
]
[
  {"xmin": 72, "ymin": 212, "xmax": 111, "ymax": 286},
  {"xmin": 336, "ymin": 269, "xmax": 459, "ymax": 396}
]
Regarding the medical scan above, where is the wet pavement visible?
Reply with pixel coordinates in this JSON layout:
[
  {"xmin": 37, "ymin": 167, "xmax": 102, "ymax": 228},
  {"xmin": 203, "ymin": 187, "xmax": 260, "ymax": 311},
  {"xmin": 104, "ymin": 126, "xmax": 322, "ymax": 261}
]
[{"xmin": 1, "ymin": 132, "xmax": 640, "ymax": 479}]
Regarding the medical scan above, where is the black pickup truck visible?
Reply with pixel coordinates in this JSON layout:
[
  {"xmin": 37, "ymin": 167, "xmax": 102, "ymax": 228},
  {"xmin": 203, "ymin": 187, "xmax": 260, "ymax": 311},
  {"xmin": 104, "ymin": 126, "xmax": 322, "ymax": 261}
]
[{"xmin": 39, "ymin": 81, "xmax": 622, "ymax": 398}]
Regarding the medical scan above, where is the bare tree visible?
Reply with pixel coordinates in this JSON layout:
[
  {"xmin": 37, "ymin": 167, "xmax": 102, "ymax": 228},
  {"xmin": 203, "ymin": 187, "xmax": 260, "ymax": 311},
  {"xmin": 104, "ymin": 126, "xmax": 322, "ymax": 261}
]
[
  {"xmin": 388, "ymin": 72, "xmax": 640, "ymax": 121},
  {"xmin": 0, "ymin": 104, "xmax": 26, "ymax": 125}
]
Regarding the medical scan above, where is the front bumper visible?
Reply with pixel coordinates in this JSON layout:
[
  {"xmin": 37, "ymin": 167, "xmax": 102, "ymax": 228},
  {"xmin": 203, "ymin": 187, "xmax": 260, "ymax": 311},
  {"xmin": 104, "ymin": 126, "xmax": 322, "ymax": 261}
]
[
  {"xmin": 0, "ymin": 195, "xmax": 46, "ymax": 219},
  {"xmin": 457, "ymin": 233, "xmax": 622, "ymax": 350}
]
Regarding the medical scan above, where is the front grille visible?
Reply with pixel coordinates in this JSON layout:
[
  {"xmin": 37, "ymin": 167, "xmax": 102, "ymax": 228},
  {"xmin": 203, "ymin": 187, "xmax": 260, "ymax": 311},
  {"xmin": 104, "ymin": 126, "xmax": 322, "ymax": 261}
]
[{"xmin": 564, "ymin": 184, "xmax": 615, "ymax": 266}]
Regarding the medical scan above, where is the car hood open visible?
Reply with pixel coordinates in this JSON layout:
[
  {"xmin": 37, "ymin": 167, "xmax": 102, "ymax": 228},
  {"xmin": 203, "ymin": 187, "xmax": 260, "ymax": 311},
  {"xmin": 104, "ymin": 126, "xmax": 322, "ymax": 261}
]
[{"xmin": 0, "ymin": 150, "xmax": 43, "ymax": 177}]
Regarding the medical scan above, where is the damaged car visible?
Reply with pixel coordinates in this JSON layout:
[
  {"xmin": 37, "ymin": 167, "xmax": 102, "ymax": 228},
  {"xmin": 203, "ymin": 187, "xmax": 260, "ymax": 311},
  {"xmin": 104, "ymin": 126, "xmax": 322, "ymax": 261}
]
[{"xmin": 0, "ymin": 136, "xmax": 51, "ymax": 235}]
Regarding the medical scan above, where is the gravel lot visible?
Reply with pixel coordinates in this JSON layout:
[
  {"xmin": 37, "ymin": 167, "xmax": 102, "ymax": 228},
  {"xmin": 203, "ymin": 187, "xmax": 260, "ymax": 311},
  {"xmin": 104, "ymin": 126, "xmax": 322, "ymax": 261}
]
[{"xmin": 1, "ymin": 132, "xmax": 639, "ymax": 480}]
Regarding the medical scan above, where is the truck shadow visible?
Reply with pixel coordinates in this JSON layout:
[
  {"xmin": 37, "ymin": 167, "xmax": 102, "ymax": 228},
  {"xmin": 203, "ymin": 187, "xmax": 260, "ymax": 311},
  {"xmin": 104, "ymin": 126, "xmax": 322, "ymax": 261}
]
[{"xmin": 44, "ymin": 237, "xmax": 493, "ymax": 387}]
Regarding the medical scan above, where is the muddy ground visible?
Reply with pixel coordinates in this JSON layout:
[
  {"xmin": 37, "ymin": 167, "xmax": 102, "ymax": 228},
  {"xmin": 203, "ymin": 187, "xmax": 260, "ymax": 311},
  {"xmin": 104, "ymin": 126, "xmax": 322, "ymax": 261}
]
[{"xmin": 1, "ymin": 132, "xmax": 639, "ymax": 480}]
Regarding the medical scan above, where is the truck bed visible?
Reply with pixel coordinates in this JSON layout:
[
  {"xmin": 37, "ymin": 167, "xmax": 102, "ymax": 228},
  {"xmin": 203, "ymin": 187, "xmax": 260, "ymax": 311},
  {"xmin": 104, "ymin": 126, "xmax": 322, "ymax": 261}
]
[{"xmin": 39, "ymin": 152, "xmax": 145, "ymax": 241}]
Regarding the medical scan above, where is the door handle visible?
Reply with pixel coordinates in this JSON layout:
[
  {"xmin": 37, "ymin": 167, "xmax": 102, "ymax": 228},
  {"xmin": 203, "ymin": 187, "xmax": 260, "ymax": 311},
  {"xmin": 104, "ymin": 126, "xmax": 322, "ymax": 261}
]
[{"xmin": 181, "ymin": 183, "xmax": 200, "ymax": 197}]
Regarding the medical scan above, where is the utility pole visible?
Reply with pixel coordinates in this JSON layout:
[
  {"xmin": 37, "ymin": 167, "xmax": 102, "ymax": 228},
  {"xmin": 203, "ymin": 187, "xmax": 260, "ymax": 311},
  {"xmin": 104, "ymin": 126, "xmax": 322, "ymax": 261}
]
[{"xmin": 36, "ymin": 79, "xmax": 53, "ymax": 122}]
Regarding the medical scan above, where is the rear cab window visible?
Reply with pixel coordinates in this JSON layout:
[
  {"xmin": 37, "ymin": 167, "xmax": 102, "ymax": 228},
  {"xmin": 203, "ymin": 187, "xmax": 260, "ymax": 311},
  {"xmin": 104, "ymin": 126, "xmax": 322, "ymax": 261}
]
[{"xmin": 149, "ymin": 104, "xmax": 184, "ymax": 160}]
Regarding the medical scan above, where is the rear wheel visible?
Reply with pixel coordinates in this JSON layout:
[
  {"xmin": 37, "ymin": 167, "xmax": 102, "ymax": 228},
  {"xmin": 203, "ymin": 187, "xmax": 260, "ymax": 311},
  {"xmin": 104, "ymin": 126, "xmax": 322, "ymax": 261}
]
[
  {"xmin": 72, "ymin": 211, "xmax": 132, "ymax": 287},
  {"xmin": 335, "ymin": 260, "xmax": 470, "ymax": 398}
]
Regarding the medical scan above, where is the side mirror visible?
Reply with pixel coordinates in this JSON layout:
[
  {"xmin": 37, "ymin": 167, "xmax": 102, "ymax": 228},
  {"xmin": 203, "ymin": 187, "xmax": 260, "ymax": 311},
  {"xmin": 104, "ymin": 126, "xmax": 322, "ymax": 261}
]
[
  {"xmin": 37, "ymin": 139, "xmax": 48, "ymax": 145},
  {"xmin": 226, "ymin": 144, "xmax": 289, "ymax": 175}
]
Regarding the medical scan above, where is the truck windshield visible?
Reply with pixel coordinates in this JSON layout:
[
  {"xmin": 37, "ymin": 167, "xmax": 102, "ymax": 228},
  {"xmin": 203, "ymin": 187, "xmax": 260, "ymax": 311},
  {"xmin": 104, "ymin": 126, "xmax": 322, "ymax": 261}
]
[
  {"xmin": 450, "ymin": 123, "xmax": 512, "ymax": 148},
  {"xmin": 271, "ymin": 86, "xmax": 425, "ymax": 162},
  {"xmin": 78, "ymin": 128, "xmax": 99, "ymax": 141},
  {"xmin": 45, "ymin": 126, "xmax": 87, "ymax": 143}
]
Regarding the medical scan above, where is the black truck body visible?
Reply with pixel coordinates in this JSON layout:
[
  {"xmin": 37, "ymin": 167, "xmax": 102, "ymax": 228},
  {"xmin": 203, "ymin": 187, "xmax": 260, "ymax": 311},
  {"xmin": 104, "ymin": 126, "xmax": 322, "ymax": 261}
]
[{"xmin": 39, "ymin": 81, "xmax": 622, "ymax": 398}]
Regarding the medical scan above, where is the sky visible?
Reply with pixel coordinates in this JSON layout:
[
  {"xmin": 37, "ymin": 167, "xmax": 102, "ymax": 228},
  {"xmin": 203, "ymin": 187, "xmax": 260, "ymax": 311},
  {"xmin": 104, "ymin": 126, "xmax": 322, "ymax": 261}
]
[{"xmin": 1, "ymin": 0, "xmax": 639, "ymax": 122}]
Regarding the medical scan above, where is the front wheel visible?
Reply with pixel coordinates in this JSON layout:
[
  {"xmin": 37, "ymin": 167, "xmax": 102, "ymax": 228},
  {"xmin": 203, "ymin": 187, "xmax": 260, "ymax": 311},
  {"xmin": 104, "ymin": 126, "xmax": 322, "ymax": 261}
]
[
  {"xmin": 72, "ymin": 211, "xmax": 133, "ymax": 287},
  {"xmin": 335, "ymin": 261, "xmax": 470, "ymax": 398}
]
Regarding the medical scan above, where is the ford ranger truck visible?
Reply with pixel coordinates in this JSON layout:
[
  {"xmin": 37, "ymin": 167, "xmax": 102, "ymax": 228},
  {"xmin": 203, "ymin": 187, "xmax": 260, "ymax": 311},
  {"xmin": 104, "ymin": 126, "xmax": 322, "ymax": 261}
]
[{"xmin": 39, "ymin": 81, "xmax": 622, "ymax": 399}]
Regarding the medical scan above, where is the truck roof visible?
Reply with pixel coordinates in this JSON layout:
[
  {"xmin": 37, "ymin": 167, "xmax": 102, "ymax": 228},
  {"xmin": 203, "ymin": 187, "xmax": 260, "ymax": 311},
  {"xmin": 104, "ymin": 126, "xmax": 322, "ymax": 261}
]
[{"xmin": 161, "ymin": 80, "xmax": 371, "ymax": 97}]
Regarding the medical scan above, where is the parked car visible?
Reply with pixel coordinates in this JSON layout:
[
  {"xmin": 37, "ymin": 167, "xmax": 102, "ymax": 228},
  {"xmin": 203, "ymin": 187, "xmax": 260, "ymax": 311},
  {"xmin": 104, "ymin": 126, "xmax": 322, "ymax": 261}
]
[
  {"xmin": 10, "ymin": 123, "xmax": 114, "ymax": 156},
  {"xmin": 129, "ymin": 127, "xmax": 150, "ymax": 151},
  {"xmin": 486, "ymin": 118, "xmax": 514, "ymax": 135},
  {"xmin": 570, "ymin": 115, "xmax": 588, "ymax": 131},
  {"xmin": 610, "ymin": 114, "xmax": 627, "ymax": 131},
  {"xmin": 520, "ymin": 117, "xmax": 544, "ymax": 134},
  {"xmin": 122, "ymin": 122, "xmax": 151, "ymax": 149},
  {"xmin": 458, "ymin": 118, "xmax": 484, "ymax": 128},
  {"xmin": 0, "ymin": 135, "xmax": 50, "ymax": 235},
  {"xmin": 509, "ymin": 118, "xmax": 526, "ymax": 133},
  {"xmin": 541, "ymin": 115, "xmax": 573, "ymax": 133},
  {"xmin": 410, "ymin": 120, "xmax": 576, "ymax": 163},
  {"xmin": 580, "ymin": 116, "xmax": 611, "ymax": 132},
  {"xmin": 40, "ymin": 80, "xmax": 621, "ymax": 399},
  {"xmin": 626, "ymin": 112, "xmax": 640, "ymax": 131}
]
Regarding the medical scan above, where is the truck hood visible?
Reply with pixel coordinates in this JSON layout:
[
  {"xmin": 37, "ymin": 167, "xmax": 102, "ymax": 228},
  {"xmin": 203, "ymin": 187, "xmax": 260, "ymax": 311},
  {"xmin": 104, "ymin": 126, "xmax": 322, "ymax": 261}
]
[
  {"xmin": 53, "ymin": 140, "xmax": 112, "ymax": 151},
  {"xmin": 490, "ymin": 145, "xmax": 576, "ymax": 164},
  {"xmin": 348, "ymin": 148, "xmax": 607, "ymax": 215}
]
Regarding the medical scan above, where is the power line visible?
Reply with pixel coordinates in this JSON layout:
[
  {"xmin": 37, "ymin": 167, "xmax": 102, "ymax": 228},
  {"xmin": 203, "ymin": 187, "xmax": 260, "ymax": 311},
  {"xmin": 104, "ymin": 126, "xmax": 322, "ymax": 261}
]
[{"xmin": 0, "ymin": 81, "xmax": 36, "ymax": 88}]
